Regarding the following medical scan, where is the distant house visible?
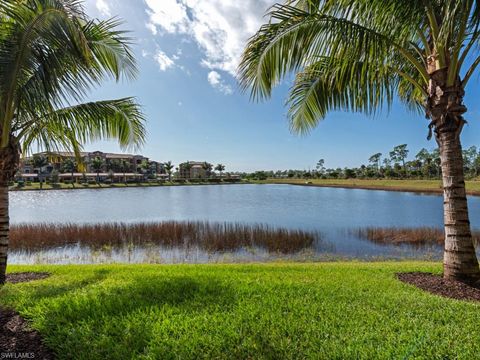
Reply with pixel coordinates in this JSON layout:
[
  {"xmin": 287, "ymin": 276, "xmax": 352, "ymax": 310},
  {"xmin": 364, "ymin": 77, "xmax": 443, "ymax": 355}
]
[{"xmin": 178, "ymin": 161, "xmax": 212, "ymax": 179}]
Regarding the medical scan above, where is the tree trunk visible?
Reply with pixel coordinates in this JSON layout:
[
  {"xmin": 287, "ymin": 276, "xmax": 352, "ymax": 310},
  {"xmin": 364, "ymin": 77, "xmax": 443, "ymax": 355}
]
[
  {"xmin": 0, "ymin": 184, "xmax": 9, "ymax": 285},
  {"xmin": 0, "ymin": 137, "xmax": 20, "ymax": 285},
  {"xmin": 427, "ymin": 67, "xmax": 480, "ymax": 284},
  {"xmin": 438, "ymin": 130, "xmax": 480, "ymax": 283}
]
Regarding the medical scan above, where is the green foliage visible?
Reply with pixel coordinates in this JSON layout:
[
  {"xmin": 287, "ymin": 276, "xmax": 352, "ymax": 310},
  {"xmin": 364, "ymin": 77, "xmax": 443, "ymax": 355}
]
[
  {"xmin": 2, "ymin": 263, "xmax": 480, "ymax": 359},
  {"xmin": 90, "ymin": 157, "xmax": 104, "ymax": 173},
  {"xmin": 32, "ymin": 154, "xmax": 48, "ymax": 170},
  {"xmin": 61, "ymin": 158, "xmax": 76, "ymax": 174},
  {"xmin": 239, "ymin": 0, "xmax": 480, "ymax": 133},
  {"xmin": 0, "ymin": 0, "xmax": 146, "ymax": 154}
]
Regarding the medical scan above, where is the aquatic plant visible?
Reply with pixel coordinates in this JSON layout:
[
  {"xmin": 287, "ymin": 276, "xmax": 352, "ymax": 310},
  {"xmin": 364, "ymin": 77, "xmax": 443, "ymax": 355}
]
[
  {"xmin": 9, "ymin": 222, "xmax": 320, "ymax": 254},
  {"xmin": 355, "ymin": 227, "xmax": 480, "ymax": 247}
]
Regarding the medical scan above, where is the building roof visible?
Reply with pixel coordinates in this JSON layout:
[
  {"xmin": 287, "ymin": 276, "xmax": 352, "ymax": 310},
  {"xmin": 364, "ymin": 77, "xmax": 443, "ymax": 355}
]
[
  {"xmin": 24, "ymin": 151, "xmax": 148, "ymax": 161},
  {"xmin": 180, "ymin": 161, "xmax": 210, "ymax": 166}
]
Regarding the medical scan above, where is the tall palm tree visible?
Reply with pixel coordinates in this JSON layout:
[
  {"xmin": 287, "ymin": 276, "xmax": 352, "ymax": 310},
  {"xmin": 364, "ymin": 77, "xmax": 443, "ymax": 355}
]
[
  {"xmin": 164, "ymin": 161, "xmax": 174, "ymax": 181},
  {"xmin": 90, "ymin": 157, "xmax": 104, "ymax": 184},
  {"xmin": 61, "ymin": 158, "xmax": 77, "ymax": 187},
  {"xmin": 32, "ymin": 154, "xmax": 48, "ymax": 189},
  {"xmin": 140, "ymin": 159, "xmax": 151, "ymax": 180},
  {"xmin": 240, "ymin": 0, "xmax": 480, "ymax": 283},
  {"xmin": 182, "ymin": 161, "xmax": 193, "ymax": 180},
  {"xmin": 0, "ymin": 0, "xmax": 146, "ymax": 284},
  {"xmin": 202, "ymin": 162, "xmax": 213, "ymax": 179},
  {"xmin": 215, "ymin": 164, "xmax": 225, "ymax": 178},
  {"xmin": 119, "ymin": 159, "xmax": 130, "ymax": 183}
]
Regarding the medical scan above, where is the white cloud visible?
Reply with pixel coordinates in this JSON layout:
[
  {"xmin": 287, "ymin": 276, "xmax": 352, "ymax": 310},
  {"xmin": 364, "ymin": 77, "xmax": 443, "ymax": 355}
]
[
  {"xmin": 145, "ymin": 0, "xmax": 190, "ymax": 34},
  {"xmin": 145, "ymin": 0, "xmax": 275, "ymax": 76},
  {"xmin": 145, "ymin": 23, "xmax": 157, "ymax": 35},
  {"xmin": 96, "ymin": 0, "xmax": 111, "ymax": 16},
  {"xmin": 154, "ymin": 50, "xmax": 175, "ymax": 71},
  {"xmin": 208, "ymin": 71, "xmax": 233, "ymax": 95}
]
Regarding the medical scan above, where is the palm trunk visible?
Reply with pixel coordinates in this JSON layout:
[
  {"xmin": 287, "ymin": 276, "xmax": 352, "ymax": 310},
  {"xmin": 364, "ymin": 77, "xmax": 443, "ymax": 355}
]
[
  {"xmin": 427, "ymin": 68, "xmax": 480, "ymax": 283},
  {"xmin": 0, "ymin": 184, "xmax": 9, "ymax": 285},
  {"xmin": 0, "ymin": 137, "xmax": 20, "ymax": 285},
  {"xmin": 438, "ymin": 130, "xmax": 480, "ymax": 283}
]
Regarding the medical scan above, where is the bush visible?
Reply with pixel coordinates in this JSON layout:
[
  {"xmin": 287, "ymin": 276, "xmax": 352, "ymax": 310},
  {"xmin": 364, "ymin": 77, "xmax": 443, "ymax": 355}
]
[{"xmin": 223, "ymin": 178, "xmax": 241, "ymax": 183}]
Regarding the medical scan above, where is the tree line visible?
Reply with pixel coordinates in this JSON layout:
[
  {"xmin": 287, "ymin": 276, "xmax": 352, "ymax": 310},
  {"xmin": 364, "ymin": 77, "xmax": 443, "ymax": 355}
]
[{"xmin": 243, "ymin": 144, "xmax": 480, "ymax": 180}]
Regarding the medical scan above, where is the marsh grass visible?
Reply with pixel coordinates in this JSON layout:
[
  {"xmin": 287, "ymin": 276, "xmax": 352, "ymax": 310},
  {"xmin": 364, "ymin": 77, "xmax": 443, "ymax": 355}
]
[
  {"xmin": 9, "ymin": 222, "xmax": 320, "ymax": 254},
  {"xmin": 355, "ymin": 227, "xmax": 480, "ymax": 247}
]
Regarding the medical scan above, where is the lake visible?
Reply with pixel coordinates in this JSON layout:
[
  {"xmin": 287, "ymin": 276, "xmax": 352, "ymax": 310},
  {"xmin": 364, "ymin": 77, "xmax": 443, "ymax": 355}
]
[{"xmin": 9, "ymin": 184, "xmax": 480, "ymax": 264}]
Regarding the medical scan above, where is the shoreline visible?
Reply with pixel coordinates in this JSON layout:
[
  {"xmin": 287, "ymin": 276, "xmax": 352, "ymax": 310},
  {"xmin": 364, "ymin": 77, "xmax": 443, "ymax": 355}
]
[
  {"xmin": 9, "ymin": 181, "xmax": 247, "ymax": 192},
  {"xmin": 260, "ymin": 179, "xmax": 480, "ymax": 197},
  {"xmin": 9, "ymin": 179, "xmax": 480, "ymax": 197}
]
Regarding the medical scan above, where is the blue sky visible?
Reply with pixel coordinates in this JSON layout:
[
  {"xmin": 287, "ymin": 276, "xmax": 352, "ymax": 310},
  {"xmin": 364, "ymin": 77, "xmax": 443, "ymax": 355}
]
[{"xmin": 80, "ymin": 0, "xmax": 480, "ymax": 172}]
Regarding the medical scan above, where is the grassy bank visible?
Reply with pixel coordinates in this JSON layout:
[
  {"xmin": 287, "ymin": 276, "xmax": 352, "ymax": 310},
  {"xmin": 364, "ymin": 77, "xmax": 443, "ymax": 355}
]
[
  {"xmin": 263, "ymin": 178, "xmax": 480, "ymax": 195},
  {"xmin": 1, "ymin": 262, "xmax": 480, "ymax": 359}
]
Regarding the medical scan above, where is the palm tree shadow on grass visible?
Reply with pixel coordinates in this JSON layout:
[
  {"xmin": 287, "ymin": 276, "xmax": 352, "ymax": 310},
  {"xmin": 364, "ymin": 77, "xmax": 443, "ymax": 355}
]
[
  {"xmin": 14, "ymin": 274, "xmax": 236, "ymax": 321},
  {"xmin": 20, "ymin": 275, "xmax": 237, "ymax": 357},
  {"xmin": 0, "ymin": 268, "xmax": 113, "ymax": 303}
]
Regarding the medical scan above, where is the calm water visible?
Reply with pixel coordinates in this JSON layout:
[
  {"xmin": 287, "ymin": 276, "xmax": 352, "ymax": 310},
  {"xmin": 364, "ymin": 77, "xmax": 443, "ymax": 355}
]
[{"xmin": 9, "ymin": 184, "xmax": 480, "ymax": 264}]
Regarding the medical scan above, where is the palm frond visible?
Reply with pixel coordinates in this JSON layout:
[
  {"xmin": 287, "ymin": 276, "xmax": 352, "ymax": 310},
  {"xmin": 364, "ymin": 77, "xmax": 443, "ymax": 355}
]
[{"xmin": 18, "ymin": 98, "xmax": 146, "ymax": 154}]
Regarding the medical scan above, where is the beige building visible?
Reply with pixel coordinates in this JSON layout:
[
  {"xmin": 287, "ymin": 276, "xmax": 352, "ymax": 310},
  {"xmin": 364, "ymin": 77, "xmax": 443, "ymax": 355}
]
[
  {"xmin": 19, "ymin": 151, "xmax": 165, "ymax": 181},
  {"xmin": 178, "ymin": 161, "xmax": 212, "ymax": 179}
]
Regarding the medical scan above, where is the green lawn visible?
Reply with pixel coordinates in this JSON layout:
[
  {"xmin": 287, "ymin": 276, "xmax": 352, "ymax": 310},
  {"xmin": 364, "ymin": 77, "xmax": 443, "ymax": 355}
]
[
  {"xmin": 1, "ymin": 262, "xmax": 480, "ymax": 359},
  {"xmin": 263, "ymin": 178, "xmax": 480, "ymax": 194}
]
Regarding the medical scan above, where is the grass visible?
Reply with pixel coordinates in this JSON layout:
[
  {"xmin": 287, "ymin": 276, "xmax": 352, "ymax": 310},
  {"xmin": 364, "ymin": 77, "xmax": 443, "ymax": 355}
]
[
  {"xmin": 10, "ymin": 222, "xmax": 319, "ymax": 254},
  {"xmin": 1, "ymin": 262, "xmax": 480, "ymax": 359},
  {"xmin": 262, "ymin": 178, "xmax": 480, "ymax": 195}
]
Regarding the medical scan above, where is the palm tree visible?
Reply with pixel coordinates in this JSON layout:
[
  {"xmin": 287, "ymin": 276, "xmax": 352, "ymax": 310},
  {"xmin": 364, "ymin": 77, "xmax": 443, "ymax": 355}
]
[
  {"xmin": 182, "ymin": 161, "xmax": 193, "ymax": 180},
  {"xmin": 119, "ymin": 159, "xmax": 130, "ymax": 184},
  {"xmin": 32, "ymin": 154, "xmax": 49, "ymax": 189},
  {"xmin": 61, "ymin": 158, "xmax": 77, "ymax": 187},
  {"xmin": 140, "ymin": 159, "xmax": 151, "ymax": 180},
  {"xmin": 90, "ymin": 157, "xmax": 105, "ymax": 184},
  {"xmin": 215, "ymin": 164, "xmax": 225, "ymax": 178},
  {"xmin": 0, "ymin": 0, "xmax": 145, "ymax": 284},
  {"xmin": 164, "ymin": 161, "xmax": 174, "ymax": 181},
  {"xmin": 202, "ymin": 162, "xmax": 213, "ymax": 179},
  {"xmin": 240, "ymin": 1, "xmax": 480, "ymax": 283}
]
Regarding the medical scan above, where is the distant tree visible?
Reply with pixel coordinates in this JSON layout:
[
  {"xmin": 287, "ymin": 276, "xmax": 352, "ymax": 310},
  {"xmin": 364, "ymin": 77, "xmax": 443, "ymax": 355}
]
[
  {"xmin": 344, "ymin": 168, "xmax": 356, "ymax": 179},
  {"xmin": 316, "ymin": 159, "xmax": 325, "ymax": 177},
  {"xmin": 389, "ymin": 144, "xmax": 409, "ymax": 174},
  {"xmin": 32, "ymin": 155, "xmax": 49, "ymax": 189},
  {"xmin": 463, "ymin": 146, "xmax": 478, "ymax": 178},
  {"xmin": 164, "ymin": 161, "xmax": 174, "ymax": 182},
  {"xmin": 202, "ymin": 162, "xmax": 213, "ymax": 179},
  {"xmin": 368, "ymin": 153, "xmax": 382, "ymax": 174},
  {"xmin": 415, "ymin": 148, "xmax": 433, "ymax": 178},
  {"xmin": 90, "ymin": 157, "xmax": 104, "ymax": 184},
  {"xmin": 61, "ymin": 159, "xmax": 77, "ymax": 187},
  {"xmin": 50, "ymin": 169, "xmax": 59, "ymax": 184},
  {"xmin": 182, "ymin": 162, "xmax": 193, "ymax": 179},
  {"xmin": 215, "ymin": 164, "xmax": 226, "ymax": 178},
  {"xmin": 108, "ymin": 170, "xmax": 115, "ymax": 183},
  {"xmin": 140, "ymin": 160, "xmax": 152, "ymax": 179},
  {"xmin": 118, "ymin": 160, "xmax": 131, "ymax": 183}
]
